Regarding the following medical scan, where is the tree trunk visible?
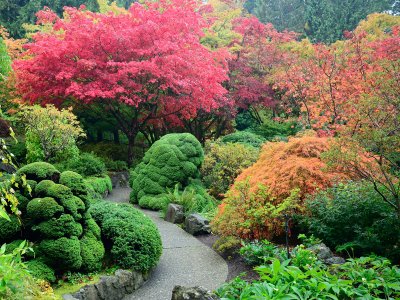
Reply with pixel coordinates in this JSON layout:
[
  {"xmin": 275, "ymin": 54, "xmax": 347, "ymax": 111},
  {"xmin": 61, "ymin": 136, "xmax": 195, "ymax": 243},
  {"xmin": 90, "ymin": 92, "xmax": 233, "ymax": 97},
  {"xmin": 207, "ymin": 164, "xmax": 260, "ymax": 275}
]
[
  {"xmin": 97, "ymin": 129, "xmax": 103, "ymax": 142},
  {"xmin": 127, "ymin": 132, "xmax": 138, "ymax": 167},
  {"xmin": 113, "ymin": 130, "xmax": 120, "ymax": 144}
]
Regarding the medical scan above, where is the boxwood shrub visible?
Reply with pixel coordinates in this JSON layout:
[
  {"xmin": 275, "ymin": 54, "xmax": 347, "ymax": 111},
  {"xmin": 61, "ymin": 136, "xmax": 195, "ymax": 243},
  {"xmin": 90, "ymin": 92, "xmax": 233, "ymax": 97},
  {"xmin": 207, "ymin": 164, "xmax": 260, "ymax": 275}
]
[
  {"xmin": 26, "ymin": 260, "xmax": 56, "ymax": 283},
  {"xmin": 90, "ymin": 201, "xmax": 162, "ymax": 271}
]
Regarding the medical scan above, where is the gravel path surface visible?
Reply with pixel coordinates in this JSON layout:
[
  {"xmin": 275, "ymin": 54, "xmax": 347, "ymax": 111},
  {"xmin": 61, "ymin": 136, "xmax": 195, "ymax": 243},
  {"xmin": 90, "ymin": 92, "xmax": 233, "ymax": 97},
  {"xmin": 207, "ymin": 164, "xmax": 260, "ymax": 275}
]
[{"xmin": 106, "ymin": 187, "xmax": 228, "ymax": 300}]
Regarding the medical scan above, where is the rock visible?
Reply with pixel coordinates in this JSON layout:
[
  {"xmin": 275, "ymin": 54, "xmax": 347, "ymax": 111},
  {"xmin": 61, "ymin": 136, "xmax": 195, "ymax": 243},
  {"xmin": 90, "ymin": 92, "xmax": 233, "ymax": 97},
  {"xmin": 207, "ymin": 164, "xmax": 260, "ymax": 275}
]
[
  {"xmin": 184, "ymin": 214, "xmax": 211, "ymax": 235},
  {"xmin": 165, "ymin": 203, "xmax": 185, "ymax": 224},
  {"xmin": 171, "ymin": 286, "xmax": 220, "ymax": 300},
  {"xmin": 325, "ymin": 256, "xmax": 346, "ymax": 265},
  {"xmin": 307, "ymin": 243, "xmax": 334, "ymax": 260},
  {"xmin": 110, "ymin": 171, "xmax": 130, "ymax": 188},
  {"xmin": 63, "ymin": 269, "xmax": 148, "ymax": 300}
]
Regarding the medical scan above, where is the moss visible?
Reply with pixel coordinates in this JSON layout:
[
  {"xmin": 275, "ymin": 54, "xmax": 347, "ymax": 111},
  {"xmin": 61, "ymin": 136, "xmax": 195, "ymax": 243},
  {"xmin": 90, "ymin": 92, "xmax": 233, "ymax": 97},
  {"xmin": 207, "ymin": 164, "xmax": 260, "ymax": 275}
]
[
  {"xmin": 35, "ymin": 180, "xmax": 56, "ymax": 197},
  {"xmin": 0, "ymin": 215, "xmax": 21, "ymax": 244},
  {"xmin": 130, "ymin": 133, "xmax": 203, "ymax": 210},
  {"xmin": 90, "ymin": 201, "xmax": 162, "ymax": 271},
  {"xmin": 17, "ymin": 162, "xmax": 60, "ymax": 182},
  {"xmin": 26, "ymin": 259, "xmax": 56, "ymax": 283},
  {"xmin": 32, "ymin": 214, "xmax": 83, "ymax": 239},
  {"xmin": 38, "ymin": 237, "xmax": 82, "ymax": 271},
  {"xmin": 80, "ymin": 232, "xmax": 105, "ymax": 272},
  {"xmin": 26, "ymin": 197, "xmax": 64, "ymax": 221}
]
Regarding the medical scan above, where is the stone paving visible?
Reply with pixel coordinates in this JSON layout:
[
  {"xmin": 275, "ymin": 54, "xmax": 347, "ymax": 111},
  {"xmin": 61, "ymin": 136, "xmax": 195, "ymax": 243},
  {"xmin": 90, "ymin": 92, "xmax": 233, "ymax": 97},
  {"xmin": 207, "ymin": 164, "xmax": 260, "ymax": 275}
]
[{"xmin": 106, "ymin": 187, "xmax": 228, "ymax": 300}]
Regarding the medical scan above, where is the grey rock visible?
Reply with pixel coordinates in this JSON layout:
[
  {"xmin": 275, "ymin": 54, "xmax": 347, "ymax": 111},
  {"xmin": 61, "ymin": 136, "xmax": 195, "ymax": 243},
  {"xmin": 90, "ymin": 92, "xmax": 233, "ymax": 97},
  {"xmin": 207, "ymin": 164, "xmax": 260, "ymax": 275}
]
[
  {"xmin": 325, "ymin": 256, "xmax": 346, "ymax": 265},
  {"xmin": 184, "ymin": 214, "xmax": 211, "ymax": 235},
  {"xmin": 307, "ymin": 243, "xmax": 333, "ymax": 260},
  {"xmin": 110, "ymin": 171, "xmax": 130, "ymax": 188},
  {"xmin": 165, "ymin": 204, "xmax": 185, "ymax": 224},
  {"xmin": 63, "ymin": 269, "xmax": 148, "ymax": 300},
  {"xmin": 171, "ymin": 286, "xmax": 220, "ymax": 300}
]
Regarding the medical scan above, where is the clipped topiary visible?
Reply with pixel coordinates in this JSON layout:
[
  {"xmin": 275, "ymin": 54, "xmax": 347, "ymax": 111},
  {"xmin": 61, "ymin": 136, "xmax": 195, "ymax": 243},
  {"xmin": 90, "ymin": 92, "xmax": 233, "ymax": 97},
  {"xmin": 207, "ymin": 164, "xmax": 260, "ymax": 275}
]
[
  {"xmin": 35, "ymin": 180, "xmax": 56, "ymax": 197},
  {"xmin": 60, "ymin": 171, "xmax": 88, "ymax": 196},
  {"xmin": 12, "ymin": 162, "xmax": 105, "ymax": 274},
  {"xmin": 32, "ymin": 214, "xmax": 83, "ymax": 239},
  {"xmin": 0, "ymin": 215, "xmax": 21, "ymax": 244},
  {"xmin": 130, "ymin": 133, "xmax": 204, "ymax": 210},
  {"xmin": 26, "ymin": 260, "xmax": 56, "ymax": 283},
  {"xmin": 17, "ymin": 162, "xmax": 60, "ymax": 182},
  {"xmin": 90, "ymin": 201, "xmax": 162, "ymax": 271},
  {"xmin": 26, "ymin": 197, "xmax": 64, "ymax": 221},
  {"xmin": 80, "ymin": 231, "xmax": 105, "ymax": 272},
  {"xmin": 38, "ymin": 237, "xmax": 82, "ymax": 271}
]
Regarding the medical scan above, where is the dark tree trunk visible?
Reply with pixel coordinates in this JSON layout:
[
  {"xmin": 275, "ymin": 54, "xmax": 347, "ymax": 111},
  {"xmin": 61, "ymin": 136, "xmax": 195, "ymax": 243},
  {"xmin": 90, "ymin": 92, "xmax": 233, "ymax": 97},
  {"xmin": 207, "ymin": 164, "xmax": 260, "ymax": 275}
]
[
  {"xmin": 97, "ymin": 129, "xmax": 103, "ymax": 142},
  {"xmin": 113, "ymin": 130, "xmax": 120, "ymax": 144}
]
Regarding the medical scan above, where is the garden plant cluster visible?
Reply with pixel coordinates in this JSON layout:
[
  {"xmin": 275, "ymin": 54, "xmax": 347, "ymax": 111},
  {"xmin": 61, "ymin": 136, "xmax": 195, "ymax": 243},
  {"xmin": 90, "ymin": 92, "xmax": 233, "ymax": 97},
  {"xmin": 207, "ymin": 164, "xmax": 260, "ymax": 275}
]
[{"xmin": 0, "ymin": 0, "xmax": 399, "ymax": 299}]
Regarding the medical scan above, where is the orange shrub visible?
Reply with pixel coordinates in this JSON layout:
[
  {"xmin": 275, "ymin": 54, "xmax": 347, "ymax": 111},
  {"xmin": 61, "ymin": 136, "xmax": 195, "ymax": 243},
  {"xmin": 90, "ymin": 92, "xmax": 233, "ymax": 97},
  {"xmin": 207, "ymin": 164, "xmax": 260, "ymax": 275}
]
[
  {"xmin": 234, "ymin": 133, "xmax": 349, "ymax": 201},
  {"xmin": 212, "ymin": 133, "xmax": 352, "ymax": 240}
]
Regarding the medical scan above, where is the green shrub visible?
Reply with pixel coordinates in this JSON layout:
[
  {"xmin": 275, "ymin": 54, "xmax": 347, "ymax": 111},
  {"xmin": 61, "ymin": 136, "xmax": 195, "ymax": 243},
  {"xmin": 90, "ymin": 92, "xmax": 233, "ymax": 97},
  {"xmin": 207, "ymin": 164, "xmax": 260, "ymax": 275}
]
[
  {"xmin": 90, "ymin": 201, "xmax": 162, "ymax": 271},
  {"xmin": 139, "ymin": 195, "xmax": 170, "ymax": 211},
  {"xmin": 80, "ymin": 141, "xmax": 130, "ymax": 163},
  {"xmin": 15, "ymin": 192, "xmax": 29, "ymax": 214},
  {"xmin": 25, "ymin": 260, "xmax": 56, "ymax": 283},
  {"xmin": 59, "ymin": 171, "xmax": 88, "ymax": 196},
  {"xmin": 26, "ymin": 180, "xmax": 37, "ymax": 192},
  {"xmin": 38, "ymin": 237, "xmax": 82, "ymax": 271},
  {"xmin": 84, "ymin": 176, "xmax": 112, "ymax": 196},
  {"xmin": 130, "ymin": 133, "xmax": 204, "ymax": 210},
  {"xmin": 83, "ymin": 215, "xmax": 101, "ymax": 240},
  {"xmin": 221, "ymin": 131, "xmax": 266, "ymax": 148},
  {"xmin": 80, "ymin": 232, "xmax": 105, "ymax": 272},
  {"xmin": 201, "ymin": 142, "xmax": 259, "ymax": 198},
  {"xmin": 216, "ymin": 256, "xmax": 400, "ymax": 299},
  {"xmin": 16, "ymin": 162, "xmax": 60, "ymax": 182},
  {"xmin": 0, "ymin": 215, "xmax": 21, "ymax": 244},
  {"xmin": 165, "ymin": 182, "xmax": 216, "ymax": 218},
  {"xmin": 34, "ymin": 180, "xmax": 55, "ymax": 197},
  {"xmin": 303, "ymin": 181, "xmax": 400, "ymax": 262},
  {"xmin": 32, "ymin": 214, "xmax": 83, "ymax": 239},
  {"xmin": 26, "ymin": 197, "xmax": 64, "ymax": 221},
  {"xmin": 250, "ymin": 118, "xmax": 300, "ymax": 141},
  {"xmin": 65, "ymin": 152, "xmax": 106, "ymax": 177},
  {"xmin": 239, "ymin": 240, "xmax": 281, "ymax": 266},
  {"xmin": 105, "ymin": 160, "xmax": 128, "ymax": 171},
  {"xmin": 3, "ymin": 240, "xmax": 24, "ymax": 254}
]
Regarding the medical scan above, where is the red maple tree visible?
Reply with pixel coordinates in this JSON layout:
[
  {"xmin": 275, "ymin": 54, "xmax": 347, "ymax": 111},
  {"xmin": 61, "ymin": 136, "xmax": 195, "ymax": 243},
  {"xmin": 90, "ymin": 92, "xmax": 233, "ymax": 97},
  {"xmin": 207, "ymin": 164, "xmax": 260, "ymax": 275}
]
[{"xmin": 14, "ymin": 0, "xmax": 229, "ymax": 164}]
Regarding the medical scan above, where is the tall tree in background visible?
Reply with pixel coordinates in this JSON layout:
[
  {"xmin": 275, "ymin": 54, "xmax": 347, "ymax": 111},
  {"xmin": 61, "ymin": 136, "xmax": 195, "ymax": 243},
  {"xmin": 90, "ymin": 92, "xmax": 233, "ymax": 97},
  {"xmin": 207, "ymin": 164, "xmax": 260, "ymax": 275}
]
[
  {"xmin": 13, "ymin": 1, "xmax": 229, "ymax": 165},
  {"xmin": 252, "ymin": 0, "xmax": 306, "ymax": 33},
  {"xmin": 0, "ymin": 0, "xmax": 99, "ymax": 38},
  {"xmin": 305, "ymin": 0, "xmax": 394, "ymax": 43}
]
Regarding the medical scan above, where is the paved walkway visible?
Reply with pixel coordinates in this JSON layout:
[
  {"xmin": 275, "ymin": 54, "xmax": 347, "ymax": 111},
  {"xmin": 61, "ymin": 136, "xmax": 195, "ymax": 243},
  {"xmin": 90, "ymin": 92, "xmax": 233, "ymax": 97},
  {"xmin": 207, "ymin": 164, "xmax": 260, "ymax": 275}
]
[{"xmin": 106, "ymin": 188, "xmax": 228, "ymax": 300}]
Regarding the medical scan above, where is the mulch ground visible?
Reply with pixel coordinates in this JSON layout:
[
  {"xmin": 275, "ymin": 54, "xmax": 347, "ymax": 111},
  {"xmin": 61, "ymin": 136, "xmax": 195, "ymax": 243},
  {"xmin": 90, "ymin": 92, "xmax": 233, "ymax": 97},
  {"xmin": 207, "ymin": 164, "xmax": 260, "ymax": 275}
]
[{"xmin": 196, "ymin": 234, "xmax": 259, "ymax": 282}]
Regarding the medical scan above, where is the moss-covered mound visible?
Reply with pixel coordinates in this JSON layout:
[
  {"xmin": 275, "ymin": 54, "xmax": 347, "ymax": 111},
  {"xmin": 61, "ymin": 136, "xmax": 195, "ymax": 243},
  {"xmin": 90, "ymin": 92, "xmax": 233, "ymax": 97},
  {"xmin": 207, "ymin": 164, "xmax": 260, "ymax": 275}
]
[
  {"xmin": 90, "ymin": 201, "xmax": 162, "ymax": 271},
  {"xmin": 130, "ymin": 133, "xmax": 204, "ymax": 210},
  {"xmin": 13, "ymin": 162, "xmax": 105, "ymax": 272}
]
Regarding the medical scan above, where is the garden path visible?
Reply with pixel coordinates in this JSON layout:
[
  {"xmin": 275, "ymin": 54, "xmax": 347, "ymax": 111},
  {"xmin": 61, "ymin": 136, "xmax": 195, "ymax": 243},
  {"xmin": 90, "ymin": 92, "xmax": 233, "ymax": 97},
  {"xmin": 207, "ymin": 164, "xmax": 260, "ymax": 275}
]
[{"xmin": 106, "ymin": 187, "xmax": 228, "ymax": 300}]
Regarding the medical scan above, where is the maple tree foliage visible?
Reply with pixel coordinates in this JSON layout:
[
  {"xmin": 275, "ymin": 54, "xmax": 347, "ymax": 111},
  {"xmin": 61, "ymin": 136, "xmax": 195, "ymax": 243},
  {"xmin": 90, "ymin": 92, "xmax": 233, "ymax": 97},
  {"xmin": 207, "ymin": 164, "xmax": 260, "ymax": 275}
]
[{"xmin": 13, "ymin": 0, "xmax": 229, "ymax": 164}]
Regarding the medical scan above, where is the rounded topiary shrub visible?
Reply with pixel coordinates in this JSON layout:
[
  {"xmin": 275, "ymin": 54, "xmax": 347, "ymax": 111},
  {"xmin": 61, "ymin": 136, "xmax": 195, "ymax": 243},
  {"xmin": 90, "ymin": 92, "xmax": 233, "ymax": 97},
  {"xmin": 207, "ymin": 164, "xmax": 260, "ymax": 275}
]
[
  {"xmin": 66, "ymin": 152, "xmax": 106, "ymax": 177},
  {"xmin": 26, "ymin": 260, "xmax": 56, "ymax": 283},
  {"xmin": 130, "ymin": 133, "xmax": 204, "ymax": 210},
  {"xmin": 26, "ymin": 197, "xmax": 64, "ymax": 221},
  {"xmin": 14, "ymin": 162, "xmax": 105, "ymax": 273},
  {"xmin": 90, "ymin": 201, "xmax": 162, "ymax": 271},
  {"xmin": 38, "ymin": 237, "xmax": 82, "ymax": 271},
  {"xmin": 17, "ymin": 162, "xmax": 60, "ymax": 182}
]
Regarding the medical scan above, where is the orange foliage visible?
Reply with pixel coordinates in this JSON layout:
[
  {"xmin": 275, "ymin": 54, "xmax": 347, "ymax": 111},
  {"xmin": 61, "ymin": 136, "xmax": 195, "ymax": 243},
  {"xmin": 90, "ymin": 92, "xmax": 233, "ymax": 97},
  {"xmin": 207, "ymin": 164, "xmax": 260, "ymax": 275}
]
[{"xmin": 234, "ymin": 132, "xmax": 349, "ymax": 201}]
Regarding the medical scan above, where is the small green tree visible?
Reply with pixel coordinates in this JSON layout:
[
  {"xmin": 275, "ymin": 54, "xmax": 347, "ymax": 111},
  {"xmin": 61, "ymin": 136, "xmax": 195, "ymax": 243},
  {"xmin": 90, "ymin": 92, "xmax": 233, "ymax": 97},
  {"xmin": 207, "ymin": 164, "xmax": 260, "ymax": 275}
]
[{"xmin": 21, "ymin": 105, "xmax": 86, "ymax": 163}]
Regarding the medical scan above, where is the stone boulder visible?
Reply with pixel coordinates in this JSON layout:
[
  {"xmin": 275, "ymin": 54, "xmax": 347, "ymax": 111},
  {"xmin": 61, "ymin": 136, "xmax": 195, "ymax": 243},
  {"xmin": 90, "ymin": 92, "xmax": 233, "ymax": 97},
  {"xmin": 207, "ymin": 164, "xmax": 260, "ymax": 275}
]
[
  {"xmin": 63, "ymin": 269, "xmax": 148, "ymax": 300},
  {"xmin": 184, "ymin": 214, "xmax": 211, "ymax": 235},
  {"xmin": 307, "ymin": 243, "xmax": 346, "ymax": 265},
  {"xmin": 165, "ymin": 203, "xmax": 185, "ymax": 224},
  {"xmin": 171, "ymin": 286, "xmax": 220, "ymax": 300},
  {"xmin": 307, "ymin": 243, "xmax": 333, "ymax": 260},
  {"xmin": 325, "ymin": 256, "xmax": 346, "ymax": 265}
]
